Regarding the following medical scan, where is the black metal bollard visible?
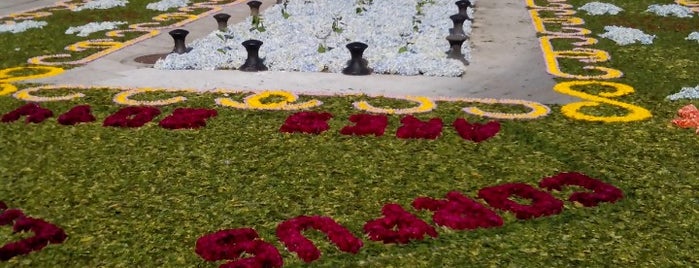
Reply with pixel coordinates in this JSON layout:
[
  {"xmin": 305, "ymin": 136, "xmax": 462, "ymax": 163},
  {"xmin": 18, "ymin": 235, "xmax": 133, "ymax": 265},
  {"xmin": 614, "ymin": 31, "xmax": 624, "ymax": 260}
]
[
  {"xmin": 449, "ymin": 14, "xmax": 468, "ymax": 37},
  {"xmin": 169, "ymin": 29, "xmax": 189, "ymax": 54},
  {"xmin": 247, "ymin": 1, "xmax": 262, "ymax": 17},
  {"xmin": 213, "ymin": 13, "xmax": 231, "ymax": 32},
  {"xmin": 342, "ymin": 42, "xmax": 371, "ymax": 75},
  {"xmin": 240, "ymin": 39, "xmax": 268, "ymax": 72},
  {"xmin": 446, "ymin": 34, "xmax": 469, "ymax": 65},
  {"xmin": 455, "ymin": 0, "xmax": 472, "ymax": 20}
]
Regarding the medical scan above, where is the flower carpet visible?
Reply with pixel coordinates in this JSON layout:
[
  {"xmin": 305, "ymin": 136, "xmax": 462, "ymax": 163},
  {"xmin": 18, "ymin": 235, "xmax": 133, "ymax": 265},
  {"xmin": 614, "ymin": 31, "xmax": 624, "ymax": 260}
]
[{"xmin": 0, "ymin": 0, "xmax": 698, "ymax": 267}]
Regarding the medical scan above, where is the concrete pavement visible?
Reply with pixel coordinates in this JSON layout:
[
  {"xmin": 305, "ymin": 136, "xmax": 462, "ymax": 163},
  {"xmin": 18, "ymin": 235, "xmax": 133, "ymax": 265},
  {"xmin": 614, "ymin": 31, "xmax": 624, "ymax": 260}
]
[{"xmin": 0, "ymin": 0, "xmax": 59, "ymax": 17}]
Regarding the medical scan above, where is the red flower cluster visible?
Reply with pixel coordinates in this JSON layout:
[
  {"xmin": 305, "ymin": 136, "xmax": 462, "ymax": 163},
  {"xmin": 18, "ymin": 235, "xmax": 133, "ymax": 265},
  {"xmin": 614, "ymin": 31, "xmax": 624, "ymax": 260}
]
[
  {"xmin": 412, "ymin": 191, "xmax": 503, "ymax": 230},
  {"xmin": 539, "ymin": 172, "xmax": 624, "ymax": 207},
  {"xmin": 158, "ymin": 108, "xmax": 218, "ymax": 129},
  {"xmin": 276, "ymin": 216, "xmax": 363, "ymax": 263},
  {"xmin": 103, "ymin": 106, "xmax": 161, "ymax": 128},
  {"xmin": 279, "ymin": 111, "xmax": 333, "ymax": 134},
  {"xmin": 478, "ymin": 183, "xmax": 564, "ymax": 219},
  {"xmin": 363, "ymin": 204, "xmax": 438, "ymax": 244},
  {"xmin": 195, "ymin": 228, "xmax": 283, "ymax": 268},
  {"xmin": 0, "ymin": 203, "xmax": 67, "ymax": 261},
  {"xmin": 57, "ymin": 105, "xmax": 96, "ymax": 125},
  {"xmin": 453, "ymin": 118, "xmax": 500, "ymax": 142},
  {"xmin": 395, "ymin": 115, "xmax": 443, "ymax": 139},
  {"xmin": 1, "ymin": 103, "xmax": 53, "ymax": 124},
  {"xmin": 339, "ymin": 114, "xmax": 388, "ymax": 136}
]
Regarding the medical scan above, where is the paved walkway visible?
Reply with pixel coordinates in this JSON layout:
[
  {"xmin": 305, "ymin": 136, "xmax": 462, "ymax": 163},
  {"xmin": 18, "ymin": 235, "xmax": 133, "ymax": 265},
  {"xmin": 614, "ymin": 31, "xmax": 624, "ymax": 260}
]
[
  {"xmin": 0, "ymin": 0, "xmax": 58, "ymax": 17},
  {"xmin": 18, "ymin": 0, "xmax": 576, "ymax": 104}
]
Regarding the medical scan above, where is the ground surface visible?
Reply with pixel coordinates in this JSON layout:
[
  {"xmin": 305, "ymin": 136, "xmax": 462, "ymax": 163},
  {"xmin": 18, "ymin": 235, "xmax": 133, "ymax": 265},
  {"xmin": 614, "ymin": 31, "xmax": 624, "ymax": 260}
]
[{"xmin": 1, "ymin": 0, "xmax": 698, "ymax": 267}]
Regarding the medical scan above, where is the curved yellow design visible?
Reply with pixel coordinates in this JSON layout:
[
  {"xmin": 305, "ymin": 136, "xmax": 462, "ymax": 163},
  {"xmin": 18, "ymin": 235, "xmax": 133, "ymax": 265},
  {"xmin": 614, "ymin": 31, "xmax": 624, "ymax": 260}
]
[
  {"xmin": 530, "ymin": 10, "xmax": 589, "ymax": 36},
  {"xmin": 6, "ymin": 83, "xmax": 551, "ymax": 121},
  {"xmin": 113, "ymin": 88, "xmax": 187, "ymax": 106},
  {"xmin": 539, "ymin": 36, "xmax": 623, "ymax": 79},
  {"xmin": 353, "ymin": 96, "xmax": 436, "ymax": 114},
  {"xmin": 28, "ymin": 31, "xmax": 157, "ymax": 65},
  {"xmin": 105, "ymin": 29, "xmax": 158, "ymax": 38},
  {"xmin": 460, "ymin": 99, "xmax": 551, "ymax": 120},
  {"xmin": 20, "ymin": 0, "xmax": 237, "ymax": 66},
  {"xmin": 0, "ymin": 66, "xmax": 64, "ymax": 95},
  {"xmin": 676, "ymin": 0, "xmax": 699, "ymax": 6},
  {"xmin": 675, "ymin": 0, "xmax": 699, "ymax": 12},
  {"xmin": 216, "ymin": 90, "xmax": 323, "ymax": 110},
  {"xmin": 154, "ymin": 12, "xmax": 198, "ymax": 22},
  {"xmin": 553, "ymin": 81, "xmax": 652, "ymax": 122},
  {"xmin": 65, "ymin": 39, "xmax": 124, "ymax": 52},
  {"xmin": 525, "ymin": 0, "xmax": 573, "ymax": 10},
  {"xmin": 0, "ymin": 84, "xmax": 18, "ymax": 96},
  {"xmin": 8, "ymin": 11, "xmax": 52, "ymax": 20},
  {"xmin": 13, "ymin": 85, "xmax": 85, "ymax": 102}
]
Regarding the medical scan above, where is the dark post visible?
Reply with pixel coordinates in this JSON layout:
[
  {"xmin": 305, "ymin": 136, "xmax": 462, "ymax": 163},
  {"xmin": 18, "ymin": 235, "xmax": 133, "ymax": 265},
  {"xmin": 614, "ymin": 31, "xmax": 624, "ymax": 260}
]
[
  {"xmin": 213, "ymin": 13, "xmax": 231, "ymax": 32},
  {"xmin": 169, "ymin": 29, "xmax": 189, "ymax": 54},
  {"xmin": 342, "ymin": 42, "xmax": 371, "ymax": 75},
  {"xmin": 455, "ymin": 0, "xmax": 472, "ymax": 20},
  {"xmin": 449, "ymin": 14, "xmax": 468, "ymax": 37},
  {"xmin": 247, "ymin": 1, "xmax": 262, "ymax": 17},
  {"xmin": 240, "ymin": 39, "xmax": 268, "ymax": 72},
  {"xmin": 446, "ymin": 35, "xmax": 469, "ymax": 65}
]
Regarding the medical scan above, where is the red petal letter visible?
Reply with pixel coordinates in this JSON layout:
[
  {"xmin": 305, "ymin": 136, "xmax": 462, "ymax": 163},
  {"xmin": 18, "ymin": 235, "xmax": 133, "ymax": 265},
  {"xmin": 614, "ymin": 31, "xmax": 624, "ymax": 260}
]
[
  {"xmin": 103, "ymin": 106, "xmax": 160, "ymax": 128},
  {"xmin": 276, "ymin": 215, "xmax": 363, "ymax": 263},
  {"xmin": 478, "ymin": 183, "xmax": 564, "ymax": 219},
  {"xmin": 340, "ymin": 114, "xmax": 388, "ymax": 136},
  {"xmin": 395, "ymin": 115, "xmax": 443, "ymax": 139},
  {"xmin": 58, "ymin": 105, "xmax": 96, "ymax": 125},
  {"xmin": 363, "ymin": 203, "xmax": 437, "ymax": 244},
  {"xmin": 195, "ymin": 228, "xmax": 283, "ymax": 268},
  {"xmin": 412, "ymin": 191, "xmax": 503, "ymax": 230},
  {"xmin": 279, "ymin": 111, "xmax": 332, "ymax": 134},
  {"xmin": 158, "ymin": 108, "xmax": 218, "ymax": 129},
  {"xmin": 539, "ymin": 172, "xmax": 623, "ymax": 207}
]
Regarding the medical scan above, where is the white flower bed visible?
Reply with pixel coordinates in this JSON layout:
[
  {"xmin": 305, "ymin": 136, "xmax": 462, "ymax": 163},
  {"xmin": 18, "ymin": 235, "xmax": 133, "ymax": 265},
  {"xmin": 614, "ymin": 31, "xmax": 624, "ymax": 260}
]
[
  {"xmin": 72, "ymin": 0, "xmax": 129, "ymax": 12},
  {"xmin": 65, "ymin": 21, "xmax": 128, "ymax": 37},
  {"xmin": 154, "ymin": 0, "xmax": 474, "ymax": 77},
  {"xmin": 599, "ymin": 26, "xmax": 655, "ymax": 45},
  {"xmin": 146, "ymin": 0, "xmax": 191, "ymax": 11},
  {"xmin": 667, "ymin": 85, "xmax": 699, "ymax": 100},
  {"xmin": 578, "ymin": 2, "xmax": 623, "ymax": 15},
  {"xmin": 687, "ymin": 32, "xmax": 699, "ymax": 43},
  {"xmin": 0, "ymin": 20, "xmax": 48, "ymax": 34},
  {"xmin": 646, "ymin": 4, "xmax": 693, "ymax": 18}
]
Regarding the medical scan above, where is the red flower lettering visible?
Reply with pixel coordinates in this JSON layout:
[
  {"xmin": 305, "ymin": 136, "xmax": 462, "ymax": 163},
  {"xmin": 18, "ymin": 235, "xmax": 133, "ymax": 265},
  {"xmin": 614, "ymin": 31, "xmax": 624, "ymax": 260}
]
[
  {"xmin": 276, "ymin": 215, "xmax": 363, "ymax": 263},
  {"xmin": 195, "ymin": 228, "xmax": 283, "ymax": 268},
  {"xmin": 395, "ymin": 115, "xmax": 442, "ymax": 139},
  {"xmin": 103, "ymin": 106, "xmax": 161, "ymax": 128},
  {"xmin": 363, "ymin": 203, "xmax": 437, "ymax": 244},
  {"xmin": 412, "ymin": 191, "xmax": 503, "ymax": 230},
  {"xmin": 0, "ymin": 204, "xmax": 67, "ymax": 261},
  {"xmin": 452, "ymin": 118, "xmax": 500, "ymax": 142},
  {"xmin": 340, "ymin": 114, "xmax": 388, "ymax": 136},
  {"xmin": 158, "ymin": 108, "xmax": 218, "ymax": 130},
  {"xmin": 57, "ymin": 105, "xmax": 96, "ymax": 125},
  {"xmin": 1, "ymin": 103, "xmax": 53, "ymax": 124},
  {"xmin": 539, "ymin": 172, "xmax": 623, "ymax": 207},
  {"xmin": 477, "ymin": 183, "xmax": 564, "ymax": 219},
  {"xmin": 279, "ymin": 111, "xmax": 332, "ymax": 134}
]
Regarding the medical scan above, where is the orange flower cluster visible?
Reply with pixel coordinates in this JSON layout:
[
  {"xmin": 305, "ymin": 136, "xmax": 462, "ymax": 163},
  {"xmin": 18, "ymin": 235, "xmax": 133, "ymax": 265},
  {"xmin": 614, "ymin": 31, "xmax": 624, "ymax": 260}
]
[{"xmin": 672, "ymin": 104, "xmax": 699, "ymax": 133}]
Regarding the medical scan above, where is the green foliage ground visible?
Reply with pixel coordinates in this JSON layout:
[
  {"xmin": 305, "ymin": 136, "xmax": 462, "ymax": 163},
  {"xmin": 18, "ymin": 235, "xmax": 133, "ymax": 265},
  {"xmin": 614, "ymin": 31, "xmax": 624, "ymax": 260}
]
[{"xmin": 0, "ymin": 0, "xmax": 698, "ymax": 267}]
